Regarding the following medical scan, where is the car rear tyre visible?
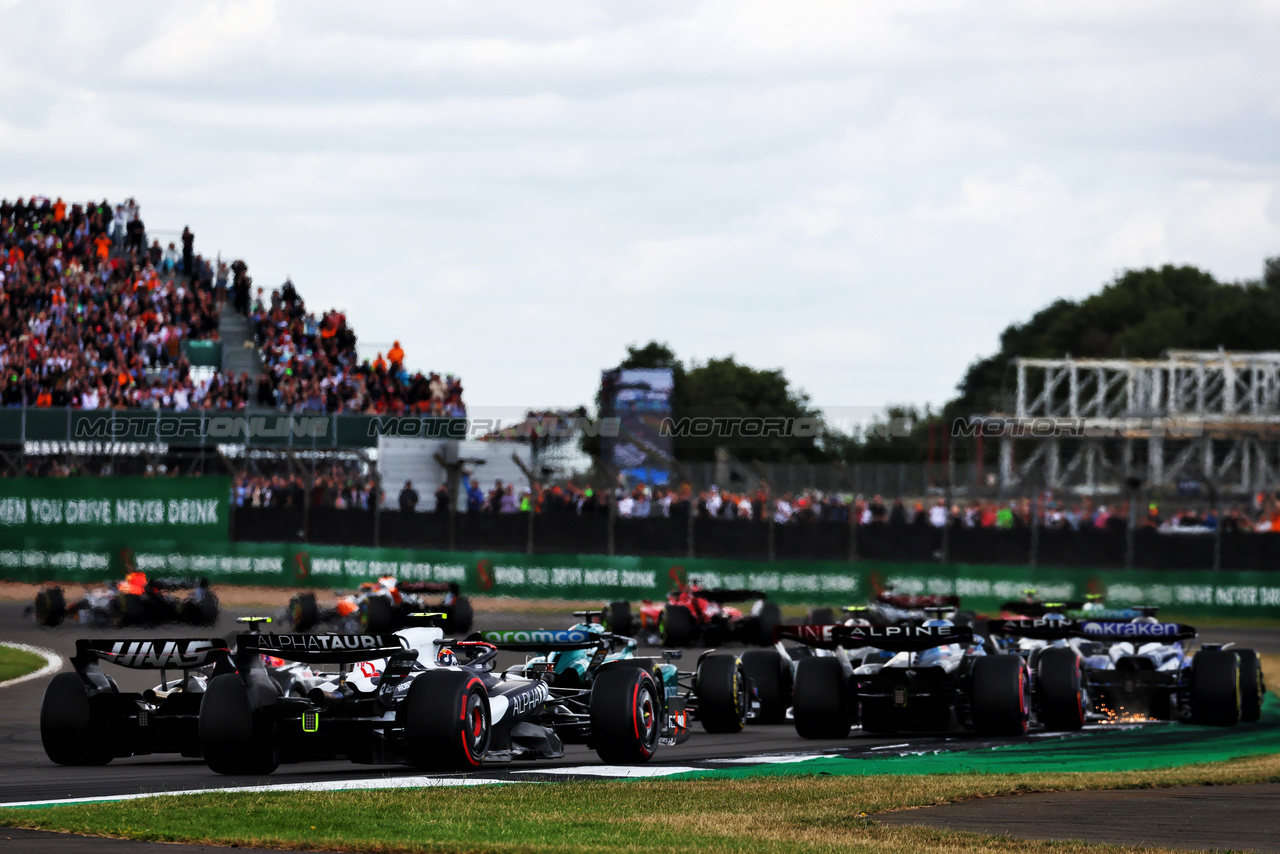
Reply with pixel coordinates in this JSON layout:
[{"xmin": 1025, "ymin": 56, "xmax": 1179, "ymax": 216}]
[
  {"xmin": 805, "ymin": 607, "xmax": 835, "ymax": 626},
  {"xmin": 1190, "ymin": 648, "xmax": 1240, "ymax": 727},
  {"xmin": 41, "ymin": 673, "xmax": 112, "ymax": 766},
  {"xmin": 602, "ymin": 601, "xmax": 633, "ymax": 637},
  {"xmin": 741, "ymin": 649, "xmax": 792, "ymax": 725},
  {"xmin": 110, "ymin": 593, "xmax": 146, "ymax": 628},
  {"xmin": 449, "ymin": 595, "xmax": 475, "ymax": 634},
  {"xmin": 971, "ymin": 654, "xmax": 1029, "ymax": 736},
  {"xmin": 695, "ymin": 653, "xmax": 748, "ymax": 733},
  {"xmin": 199, "ymin": 673, "xmax": 279, "ymax": 775},
  {"xmin": 1238, "ymin": 648, "xmax": 1264, "ymax": 724},
  {"xmin": 195, "ymin": 591, "xmax": 219, "ymax": 626},
  {"xmin": 1037, "ymin": 647, "xmax": 1085, "ymax": 731},
  {"xmin": 289, "ymin": 593, "xmax": 319, "ymax": 631},
  {"xmin": 793, "ymin": 656, "xmax": 852, "ymax": 739},
  {"xmin": 754, "ymin": 601, "xmax": 782, "ymax": 645},
  {"xmin": 403, "ymin": 670, "xmax": 491, "ymax": 770},
  {"xmin": 361, "ymin": 595, "xmax": 395, "ymax": 633},
  {"xmin": 34, "ymin": 588, "xmax": 66, "ymax": 627},
  {"xmin": 591, "ymin": 665, "xmax": 661, "ymax": 764},
  {"xmin": 661, "ymin": 605, "xmax": 697, "ymax": 648}
]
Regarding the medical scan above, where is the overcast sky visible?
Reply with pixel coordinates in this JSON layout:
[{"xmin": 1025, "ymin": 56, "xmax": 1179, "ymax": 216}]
[{"xmin": 3, "ymin": 1, "xmax": 1279, "ymax": 424}]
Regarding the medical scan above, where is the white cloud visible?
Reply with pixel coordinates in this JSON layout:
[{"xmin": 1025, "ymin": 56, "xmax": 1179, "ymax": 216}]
[{"xmin": 2, "ymin": 0, "xmax": 1279, "ymax": 416}]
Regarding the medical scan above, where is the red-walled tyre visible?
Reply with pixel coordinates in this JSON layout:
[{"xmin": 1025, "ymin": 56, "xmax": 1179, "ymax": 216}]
[
  {"xmin": 403, "ymin": 670, "xmax": 491, "ymax": 770},
  {"xmin": 591, "ymin": 665, "xmax": 661, "ymax": 764}
]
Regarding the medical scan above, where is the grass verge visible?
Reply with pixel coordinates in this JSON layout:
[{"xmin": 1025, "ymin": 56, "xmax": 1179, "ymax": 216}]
[
  {"xmin": 0, "ymin": 643, "xmax": 48, "ymax": 683},
  {"xmin": 5, "ymin": 753, "xmax": 1280, "ymax": 854}
]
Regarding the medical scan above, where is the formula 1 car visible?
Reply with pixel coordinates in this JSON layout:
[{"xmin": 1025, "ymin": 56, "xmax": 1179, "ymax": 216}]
[
  {"xmin": 998, "ymin": 589, "xmax": 1087, "ymax": 619},
  {"xmin": 601, "ymin": 580, "xmax": 781, "ymax": 648},
  {"xmin": 476, "ymin": 612, "xmax": 750, "ymax": 733},
  {"xmin": 989, "ymin": 615, "xmax": 1264, "ymax": 726},
  {"xmin": 40, "ymin": 636, "xmax": 232, "ymax": 765},
  {"xmin": 804, "ymin": 587, "xmax": 966, "ymax": 628},
  {"xmin": 198, "ymin": 619, "xmax": 689, "ymax": 774},
  {"xmin": 286, "ymin": 577, "xmax": 473, "ymax": 634},
  {"xmin": 776, "ymin": 620, "xmax": 1050, "ymax": 738},
  {"xmin": 32, "ymin": 574, "xmax": 219, "ymax": 628}
]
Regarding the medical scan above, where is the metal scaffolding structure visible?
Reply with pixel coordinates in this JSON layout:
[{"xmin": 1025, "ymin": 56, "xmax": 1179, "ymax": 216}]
[{"xmin": 995, "ymin": 350, "xmax": 1280, "ymax": 496}]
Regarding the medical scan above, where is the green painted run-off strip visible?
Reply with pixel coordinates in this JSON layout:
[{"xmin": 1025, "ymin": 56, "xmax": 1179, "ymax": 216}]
[{"xmin": 674, "ymin": 694, "xmax": 1280, "ymax": 781}]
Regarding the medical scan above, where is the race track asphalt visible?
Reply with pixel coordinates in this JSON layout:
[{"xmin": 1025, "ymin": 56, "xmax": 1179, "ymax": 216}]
[{"xmin": 2, "ymin": 599, "xmax": 1278, "ymax": 852}]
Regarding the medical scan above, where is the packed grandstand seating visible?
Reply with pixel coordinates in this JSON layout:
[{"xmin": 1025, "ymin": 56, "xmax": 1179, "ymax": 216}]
[
  {"xmin": 0, "ymin": 195, "xmax": 231, "ymax": 409},
  {"xmin": 1, "ymin": 195, "xmax": 464, "ymax": 414},
  {"xmin": 247, "ymin": 276, "xmax": 465, "ymax": 415}
]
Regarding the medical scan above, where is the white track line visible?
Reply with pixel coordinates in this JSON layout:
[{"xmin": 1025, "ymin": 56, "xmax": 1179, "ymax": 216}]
[
  {"xmin": 0, "ymin": 775, "xmax": 507, "ymax": 809},
  {"xmin": 513, "ymin": 765, "xmax": 701, "ymax": 778},
  {"xmin": 0, "ymin": 642, "xmax": 62, "ymax": 689},
  {"xmin": 707, "ymin": 753, "xmax": 840, "ymax": 765}
]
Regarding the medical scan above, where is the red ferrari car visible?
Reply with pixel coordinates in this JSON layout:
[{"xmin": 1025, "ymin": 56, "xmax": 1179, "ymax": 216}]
[{"xmin": 602, "ymin": 580, "xmax": 781, "ymax": 648}]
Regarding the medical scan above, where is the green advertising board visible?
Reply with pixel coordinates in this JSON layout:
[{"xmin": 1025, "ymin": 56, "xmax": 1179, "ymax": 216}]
[
  {"xmin": 0, "ymin": 476, "xmax": 231, "ymax": 549},
  {"xmin": 2, "ymin": 535, "xmax": 1278, "ymax": 621}
]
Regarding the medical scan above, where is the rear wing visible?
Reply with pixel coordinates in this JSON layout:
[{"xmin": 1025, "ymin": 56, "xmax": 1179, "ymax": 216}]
[
  {"xmin": 990, "ymin": 619, "xmax": 1196, "ymax": 642},
  {"xmin": 240, "ymin": 633, "xmax": 407, "ymax": 664},
  {"xmin": 148, "ymin": 576, "xmax": 210, "ymax": 591},
  {"xmin": 774, "ymin": 623, "xmax": 974, "ymax": 652},
  {"xmin": 399, "ymin": 581, "xmax": 460, "ymax": 595},
  {"xmin": 875, "ymin": 593, "xmax": 960, "ymax": 609},
  {"xmin": 470, "ymin": 629, "xmax": 603, "ymax": 653},
  {"xmin": 999, "ymin": 600, "xmax": 1084, "ymax": 617},
  {"xmin": 74, "ymin": 638, "xmax": 229, "ymax": 670},
  {"xmin": 693, "ymin": 589, "xmax": 768, "ymax": 603}
]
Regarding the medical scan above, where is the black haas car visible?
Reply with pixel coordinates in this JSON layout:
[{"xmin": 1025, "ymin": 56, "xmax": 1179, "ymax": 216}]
[
  {"xmin": 198, "ymin": 620, "xmax": 689, "ymax": 775},
  {"xmin": 41, "ymin": 637, "xmax": 232, "ymax": 765},
  {"xmin": 32, "ymin": 574, "xmax": 219, "ymax": 628}
]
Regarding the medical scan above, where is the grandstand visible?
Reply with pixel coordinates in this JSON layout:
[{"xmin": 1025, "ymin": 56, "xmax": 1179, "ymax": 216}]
[{"xmin": 0, "ymin": 195, "xmax": 464, "ymax": 417}]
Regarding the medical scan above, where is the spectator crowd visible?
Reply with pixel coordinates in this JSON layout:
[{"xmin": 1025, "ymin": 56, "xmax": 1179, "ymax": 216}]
[
  {"xmin": 232, "ymin": 464, "xmax": 380, "ymax": 511},
  {"xmin": 246, "ymin": 274, "xmax": 466, "ymax": 415},
  {"xmin": 2, "ymin": 194, "xmax": 465, "ymax": 415},
  {"xmin": 0, "ymin": 195, "xmax": 244, "ymax": 408},
  {"xmin": 383, "ymin": 473, "xmax": 1278, "ymax": 536}
]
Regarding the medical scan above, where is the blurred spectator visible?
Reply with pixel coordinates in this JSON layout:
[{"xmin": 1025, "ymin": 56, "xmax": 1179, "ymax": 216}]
[
  {"xmin": 398, "ymin": 480, "xmax": 419, "ymax": 514},
  {"xmin": 0, "ymin": 195, "xmax": 244, "ymax": 409},
  {"xmin": 247, "ymin": 274, "xmax": 466, "ymax": 415}
]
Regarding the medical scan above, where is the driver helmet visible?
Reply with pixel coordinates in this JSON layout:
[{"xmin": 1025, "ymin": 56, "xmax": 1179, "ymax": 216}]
[
  {"xmin": 916, "ymin": 618, "xmax": 958, "ymax": 666},
  {"xmin": 118, "ymin": 571, "xmax": 148, "ymax": 596},
  {"xmin": 1131, "ymin": 616, "xmax": 1159, "ymax": 624},
  {"xmin": 436, "ymin": 647, "xmax": 459, "ymax": 667}
]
